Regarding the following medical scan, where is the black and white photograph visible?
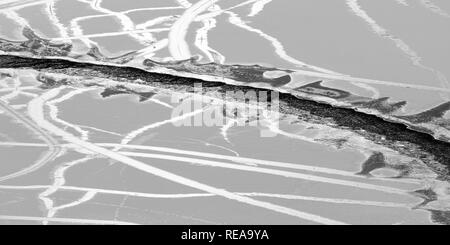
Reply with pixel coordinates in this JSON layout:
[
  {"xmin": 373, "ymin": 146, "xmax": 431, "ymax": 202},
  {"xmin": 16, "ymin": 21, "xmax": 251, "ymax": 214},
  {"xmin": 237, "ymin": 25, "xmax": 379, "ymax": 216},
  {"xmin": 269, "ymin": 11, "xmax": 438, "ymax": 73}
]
[{"xmin": 0, "ymin": 0, "xmax": 449, "ymax": 232}]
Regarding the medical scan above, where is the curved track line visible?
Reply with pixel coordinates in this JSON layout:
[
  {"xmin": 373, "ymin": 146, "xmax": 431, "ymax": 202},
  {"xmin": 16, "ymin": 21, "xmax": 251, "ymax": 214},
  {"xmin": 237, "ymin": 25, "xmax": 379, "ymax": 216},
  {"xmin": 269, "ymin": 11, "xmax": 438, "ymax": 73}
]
[
  {"xmin": 118, "ymin": 151, "xmax": 408, "ymax": 195},
  {"xmin": 38, "ymin": 157, "xmax": 92, "ymax": 224},
  {"xmin": 80, "ymin": 0, "xmax": 161, "ymax": 45},
  {"xmin": 393, "ymin": 0, "xmax": 409, "ymax": 6},
  {"xmin": 113, "ymin": 106, "xmax": 207, "ymax": 151},
  {"xmin": 195, "ymin": 0, "xmax": 268, "ymax": 21},
  {"xmin": 47, "ymin": 87, "xmax": 94, "ymax": 141},
  {"xmin": 67, "ymin": 7, "xmax": 181, "ymax": 26},
  {"xmin": 346, "ymin": 0, "xmax": 450, "ymax": 99},
  {"xmin": 135, "ymin": 38, "xmax": 169, "ymax": 58},
  {"xmin": 26, "ymin": 88, "xmax": 347, "ymax": 225},
  {"xmin": 0, "ymin": 141, "xmax": 419, "ymax": 184},
  {"xmin": 0, "ymin": 185, "xmax": 412, "ymax": 208},
  {"xmin": 99, "ymin": 143, "xmax": 369, "ymax": 178},
  {"xmin": 52, "ymin": 28, "xmax": 170, "ymax": 41},
  {"xmin": 419, "ymin": 0, "xmax": 450, "ymax": 18},
  {"xmin": 220, "ymin": 118, "xmax": 237, "ymax": 145},
  {"xmin": 169, "ymin": 0, "xmax": 219, "ymax": 60},
  {"xmin": 44, "ymin": 0, "xmax": 70, "ymax": 39},
  {"xmin": 0, "ymin": 215, "xmax": 135, "ymax": 225},
  {"xmin": 68, "ymin": 11, "xmax": 99, "ymax": 48},
  {"xmin": 248, "ymin": 0, "xmax": 272, "ymax": 17},
  {"xmin": 99, "ymin": 143, "xmax": 418, "ymax": 185},
  {"xmin": 225, "ymin": 11, "xmax": 342, "ymax": 75},
  {"xmin": 0, "ymin": 0, "xmax": 53, "ymax": 11},
  {"xmin": 0, "ymin": 101, "xmax": 61, "ymax": 183},
  {"xmin": 291, "ymin": 69, "xmax": 450, "ymax": 92},
  {"xmin": 1, "ymin": 10, "xmax": 30, "ymax": 29},
  {"xmin": 195, "ymin": 17, "xmax": 225, "ymax": 63}
]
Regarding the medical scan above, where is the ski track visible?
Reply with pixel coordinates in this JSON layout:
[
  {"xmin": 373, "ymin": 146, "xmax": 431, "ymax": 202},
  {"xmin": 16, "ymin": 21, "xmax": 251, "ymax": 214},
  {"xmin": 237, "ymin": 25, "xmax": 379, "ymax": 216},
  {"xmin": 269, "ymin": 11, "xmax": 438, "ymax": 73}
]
[
  {"xmin": 0, "ymin": 142, "xmax": 52, "ymax": 147},
  {"xmin": 0, "ymin": 141, "xmax": 418, "ymax": 185},
  {"xmin": 62, "ymin": 8, "xmax": 180, "ymax": 28},
  {"xmin": 195, "ymin": 0, "xmax": 270, "ymax": 21},
  {"xmin": 220, "ymin": 10, "xmax": 379, "ymax": 98},
  {"xmin": 25, "ymin": 87, "xmax": 348, "ymax": 225},
  {"xmin": 248, "ymin": 0, "xmax": 272, "ymax": 17},
  {"xmin": 0, "ymin": 0, "xmax": 54, "ymax": 11},
  {"xmin": 204, "ymin": 141, "xmax": 240, "ymax": 157},
  {"xmin": 134, "ymin": 38, "xmax": 169, "ymax": 58},
  {"xmin": 0, "ymin": 76, "xmax": 38, "ymax": 101},
  {"xmin": 291, "ymin": 69, "xmax": 450, "ymax": 92},
  {"xmin": 0, "ymin": 215, "xmax": 135, "ymax": 225},
  {"xmin": 68, "ymin": 9, "xmax": 99, "ymax": 48},
  {"xmin": 118, "ymin": 151, "xmax": 408, "ymax": 195},
  {"xmin": 192, "ymin": 0, "xmax": 269, "ymax": 64},
  {"xmin": 66, "ymin": 1, "xmax": 173, "ymax": 47},
  {"xmin": 135, "ymin": 16, "xmax": 176, "ymax": 31},
  {"xmin": 0, "ymin": 185, "xmax": 412, "ymax": 209},
  {"xmin": 1, "ymin": 0, "xmax": 447, "ymax": 224},
  {"xmin": 0, "ymin": 100, "xmax": 61, "ymax": 183},
  {"xmin": 419, "ymin": 0, "xmax": 450, "ymax": 18},
  {"xmin": 1, "ymin": 9, "xmax": 31, "ymax": 30},
  {"xmin": 195, "ymin": 17, "xmax": 226, "ymax": 64},
  {"xmin": 346, "ymin": 0, "xmax": 450, "ymax": 99},
  {"xmin": 47, "ymin": 87, "xmax": 95, "ymax": 141},
  {"xmin": 38, "ymin": 157, "xmax": 93, "ymax": 225},
  {"xmin": 78, "ymin": 125, "xmax": 123, "ymax": 137},
  {"xmin": 113, "ymin": 106, "xmax": 208, "ymax": 151},
  {"xmin": 169, "ymin": 0, "xmax": 220, "ymax": 60},
  {"xmin": 101, "ymin": 143, "xmax": 378, "ymax": 179},
  {"xmin": 52, "ymin": 28, "xmax": 170, "ymax": 41},
  {"xmin": 192, "ymin": 3, "xmax": 344, "ymax": 75},
  {"xmin": 0, "ymin": 75, "xmax": 21, "ymax": 102},
  {"xmin": 191, "ymin": 0, "xmax": 292, "ymax": 64},
  {"xmin": 175, "ymin": 0, "xmax": 193, "ymax": 9},
  {"xmin": 79, "ymin": 0, "xmax": 151, "ymax": 45},
  {"xmin": 44, "ymin": 0, "xmax": 70, "ymax": 39},
  {"xmin": 225, "ymin": 11, "xmax": 343, "ymax": 75},
  {"xmin": 148, "ymin": 97, "xmax": 174, "ymax": 109},
  {"xmin": 182, "ymin": 137, "xmax": 240, "ymax": 157},
  {"xmin": 393, "ymin": 0, "xmax": 409, "ymax": 6},
  {"xmin": 220, "ymin": 118, "xmax": 237, "ymax": 145}
]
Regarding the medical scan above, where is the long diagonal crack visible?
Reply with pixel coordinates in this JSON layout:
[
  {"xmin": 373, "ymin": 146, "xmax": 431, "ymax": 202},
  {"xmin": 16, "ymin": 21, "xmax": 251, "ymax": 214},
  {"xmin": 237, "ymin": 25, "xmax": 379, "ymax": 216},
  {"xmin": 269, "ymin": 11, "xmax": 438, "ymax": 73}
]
[{"xmin": 1, "ymin": 55, "xmax": 448, "ymax": 174}]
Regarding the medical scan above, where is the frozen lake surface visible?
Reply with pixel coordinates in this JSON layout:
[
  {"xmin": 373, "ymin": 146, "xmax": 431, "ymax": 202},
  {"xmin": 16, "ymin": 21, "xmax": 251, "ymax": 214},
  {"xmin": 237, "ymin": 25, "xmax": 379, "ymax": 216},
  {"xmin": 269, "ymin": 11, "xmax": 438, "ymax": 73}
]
[{"xmin": 0, "ymin": 0, "xmax": 449, "ymax": 225}]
